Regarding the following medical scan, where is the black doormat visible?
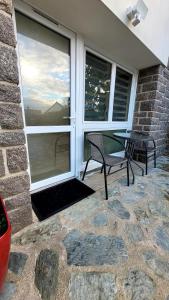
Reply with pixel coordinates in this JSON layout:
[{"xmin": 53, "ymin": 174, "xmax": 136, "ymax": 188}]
[{"xmin": 31, "ymin": 179, "xmax": 95, "ymax": 221}]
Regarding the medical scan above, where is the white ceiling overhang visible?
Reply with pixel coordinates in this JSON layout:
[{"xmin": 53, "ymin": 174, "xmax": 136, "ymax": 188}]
[{"xmin": 16, "ymin": 0, "xmax": 161, "ymax": 70}]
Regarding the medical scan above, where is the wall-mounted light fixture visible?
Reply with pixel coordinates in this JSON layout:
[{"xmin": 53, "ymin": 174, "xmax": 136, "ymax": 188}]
[{"xmin": 127, "ymin": 0, "xmax": 148, "ymax": 27}]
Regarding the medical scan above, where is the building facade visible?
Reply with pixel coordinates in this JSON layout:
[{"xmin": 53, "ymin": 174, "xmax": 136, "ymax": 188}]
[{"xmin": 0, "ymin": 0, "xmax": 169, "ymax": 233}]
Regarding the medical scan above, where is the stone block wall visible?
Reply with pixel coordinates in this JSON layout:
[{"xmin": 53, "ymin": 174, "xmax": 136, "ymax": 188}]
[
  {"xmin": 0, "ymin": 0, "xmax": 32, "ymax": 233},
  {"xmin": 133, "ymin": 65, "xmax": 169, "ymax": 156}
]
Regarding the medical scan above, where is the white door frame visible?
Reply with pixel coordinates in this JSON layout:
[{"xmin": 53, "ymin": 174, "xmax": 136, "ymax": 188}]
[
  {"xmin": 14, "ymin": 0, "xmax": 77, "ymax": 192},
  {"xmin": 14, "ymin": 0, "xmax": 138, "ymax": 191}
]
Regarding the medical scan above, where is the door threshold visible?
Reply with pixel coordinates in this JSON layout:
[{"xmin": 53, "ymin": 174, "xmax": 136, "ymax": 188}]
[{"xmin": 31, "ymin": 176, "xmax": 77, "ymax": 194}]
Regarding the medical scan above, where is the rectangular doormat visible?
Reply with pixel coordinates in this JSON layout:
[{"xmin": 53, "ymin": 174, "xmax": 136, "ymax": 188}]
[{"xmin": 31, "ymin": 179, "xmax": 95, "ymax": 221}]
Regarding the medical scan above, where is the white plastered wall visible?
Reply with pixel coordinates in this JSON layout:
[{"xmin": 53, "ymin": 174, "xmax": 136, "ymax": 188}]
[{"xmin": 101, "ymin": 0, "xmax": 169, "ymax": 67}]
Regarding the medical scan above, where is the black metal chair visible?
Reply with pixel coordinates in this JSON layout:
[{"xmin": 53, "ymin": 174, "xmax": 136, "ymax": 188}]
[
  {"xmin": 82, "ymin": 133, "xmax": 134, "ymax": 200},
  {"xmin": 127, "ymin": 130, "xmax": 156, "ymax": 175}
]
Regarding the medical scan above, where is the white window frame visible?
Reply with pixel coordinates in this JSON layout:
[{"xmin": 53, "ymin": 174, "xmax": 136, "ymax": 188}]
[
  {"xmin": 13, "ymin": 0, "xmax": 138, "ymax": 185},
  {"xmin": 81, "ymin": 47, "xmax": 138, "ymax": 171},
  {"xmin": 14, "ymin": 0, "xmax": 76, "ymax": 192}
]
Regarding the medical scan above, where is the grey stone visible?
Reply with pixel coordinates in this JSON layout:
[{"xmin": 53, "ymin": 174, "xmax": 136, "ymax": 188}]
[
  {"xmin": 101, "ymin": 186, "xmax": 120, "ymax": 198},
  {"xmin": 0, "ymin": 83, "xmax": 21, "ymax": 103},
  {"xmin": 124, "ymin": 270, "xmax": 156, "ymax": 300},
  {"xmin": 61, "ymin": 196, "xmax": 102, "ymax": 224},
  {"xmin": 6, "ymin": 146, "xmax": 28, "ymax": 173},
  {"xmin": 35, "ymin": 249, "xmax": 59, "ymax": 300},
  {"xmin": 148, "ymin": 199, "xmax": 169, "ymax": 218},
  {"xmin": 142, "ymin": 82, "xmax": 158, "ymax": 92},
  {"xmin": 0, "ymin": 174, "xmax": 30, "ymax": 198},
  {"xmin": 0, "ymin": 282, "xmax": 16, "ymax": 300},
  {"xmin": 0, "ymin": 45, "xmax": 18, "ymax": 83},
  {"xmin": 0, "ymin": 104, "xmax": 23, "ymax": 129},
  {"xmin": 4, "ymin": 192, "xmax": 31, "ymax": 211},
  {"xmin": 126, "ymin": 224, "xmax": 144, "ymax": 243},
  {"xmin": 143, "ymin": 250, "xmax": 169, "ymax": 280},
  {"xmin": 108, "ymin": 200, "xmax": 130, "ymax": 220},
  {"xmin": 166, "ymin": 296, "xmax": 169, "ymax": 300},
  {"xmin": 122, "ymin": 191, "xmax": 145, "ymax": 204},
  {"xmin": 0, "ymin": 150, "xmax": 5, "ymax": 177},
  {"xmin": 63, "ymin": 230, "xmax": 128, "ymax": 266},
  {"xmin": 8, "ymin": 252, "xmax": 28, "ymax": 275},
  {"xmin": 8, "ymin": 204, "xmax": 32, "ymax": 234},
  {"xmin": 0, "ymin": 0, "xmax": 12, "ymax": 14},
  {"xmin": 69, "ymin": 272, "xmax": 117, "ymax": 300},
  {"xmin": 139, "ymin": 65, "xmax": 162, "ymax": 77},
  {"xmin": 134, "ymin": 207, "xmax": 150, "ymax": 225},
  {"xmin": 155, "ymin": 225, "xmax": 169, "ymax": 252},
  {"xmin": 0, "ymin": 12, "xmax": 15, "ymax": 46},
  {"xmin": 92, "ymin": 213, "xmax": 108, "ymax": 226},
  {"xmin": 12, "ymin": 214, "xmax": 61, "ymax": 245},
  {"xmin": 0, "ymin": 132, "xmax": 25, "ymax": 147}
]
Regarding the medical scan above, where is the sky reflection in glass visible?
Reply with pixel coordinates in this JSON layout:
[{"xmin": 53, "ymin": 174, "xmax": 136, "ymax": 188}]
[{"xmin": 16, "ymin": 12, "xmax": 70, "ymax": 126}]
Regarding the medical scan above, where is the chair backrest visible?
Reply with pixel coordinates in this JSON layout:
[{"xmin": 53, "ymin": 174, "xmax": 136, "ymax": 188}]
[{"xmin": 86, "ymin": 133, "xmax": 104, "ymax": 161}]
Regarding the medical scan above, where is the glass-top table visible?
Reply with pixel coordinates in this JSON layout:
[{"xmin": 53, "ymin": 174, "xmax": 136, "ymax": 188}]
[
  {"xmin": 113, "ymin": 132, "xmax": 153, "ymax": 143},
  {"xmin": 113, "ymin": 131, "xmax": 152, "ymax": 177}
]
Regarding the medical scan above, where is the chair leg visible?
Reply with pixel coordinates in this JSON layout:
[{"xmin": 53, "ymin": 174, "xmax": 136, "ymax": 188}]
[
  {"xmin": 103, "ymin": 163, "xmax": 108, "ymax": 200},
  {"xmin": 127, "ymin": 160, "xmax": 130, "ymax": 186},
  {"xmin": 129, "ymin": 160, "xmax": 135, "ymax": 184},
  {"xmin": 82, "ymin": 158, "xmax": 91, "ymax": 181},
  {"xmin": 131, "ymin": 160, "xmax": 144, "ymax": 176},
  {"xmin": 145, "ymin": 154, "xmax": 148, "ymax": 175},
  {"xmin": 154, "ymin": 150, "xmax": 157, "ymax": 168},
  {"xmin": 108, "ymin": 166, "xmax": 111, "ymax": 175}
]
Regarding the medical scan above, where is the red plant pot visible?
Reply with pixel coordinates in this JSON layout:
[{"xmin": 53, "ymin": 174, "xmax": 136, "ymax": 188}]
[{"xmin": 0, "ymin": 197, "xmax": 11, "ymax": 292}]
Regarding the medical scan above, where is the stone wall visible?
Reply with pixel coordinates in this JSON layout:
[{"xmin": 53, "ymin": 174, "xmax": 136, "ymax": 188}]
[
  {"xmin": 133, "ymin": 64, "xmax": 169, "ymax": 156},
  {"xmin": 0, "ymin": 0, "xmax": 32, "ymax": 233}
]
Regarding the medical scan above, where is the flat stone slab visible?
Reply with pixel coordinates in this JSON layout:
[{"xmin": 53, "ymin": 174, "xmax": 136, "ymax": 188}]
[
  {"xmin": 69, "ymin": 272, "xmax": 117, "ymax": 300},
  {"xmin": 121, "ymin": 190, "xmax": 145, "ymax": 204},
  {"xmin": 134, "ymin": 207, "xmax": 151, "ymax": 225},
  {"xmin": 60, "ymin": 196, "xmax": 101, "ymax": 224},
  {"xmin": 0, "ymin": 282, "xmax": 16, "ymax": 300},
  {"xmin": 63, "ymin": 230, "xmax": 128, "ymax": 266},
  {"xmin": 92, "ymin": 213, "xmax": 108, "ymax": 227},
  {"xmin": 149, "ymin": 199, "xmax": 169, "ymax": 218},
  {"xmin": 8, "ymin": 252, "xmax": 28, "ymax": 275},
  {"xmin": 124, "ymin": 270, "xmax": 156, "ymax": 300},
  {"xmin": 143, "ymin": 250, "xmax": 169, "ymax": 280},
  {"xmin": 126, "ymin": 224, "xmax": 144, "ymax": 243},
  {"xmin": 12, "ymin": 214, "xmax": 61, "ymax": 245},
  {"xmin": 108, "ymin": 200, "xmax": 130, "ymax": 219},
  {"xmin": 34, "ymin": 249, "xmax": 59, "ymax": 300},
  {"xmin": 155, "ymin": 225, "xmax": 169, "ymax": 252}
]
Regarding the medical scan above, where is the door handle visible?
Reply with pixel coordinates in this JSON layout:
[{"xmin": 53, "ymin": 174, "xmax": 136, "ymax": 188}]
[{"xmin": 63, "ymin": 116, "xmax": 76, "ymax": 120}]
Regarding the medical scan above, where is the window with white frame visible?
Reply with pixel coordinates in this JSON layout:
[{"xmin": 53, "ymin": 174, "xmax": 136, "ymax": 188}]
[
  {"xmin": 85, "ymin": 51, "xmax": 112, "ymax": 121},
  {"xmin": 112, "ymin": 67, "xmax": 132, "ymax": 121},
  {"xmin": 84, "ymin": 51, "xmax": 133, "ymax": 123},
  {"xmin": 83, "ymin": 50, "xmax": 135, "ymax": 162}
]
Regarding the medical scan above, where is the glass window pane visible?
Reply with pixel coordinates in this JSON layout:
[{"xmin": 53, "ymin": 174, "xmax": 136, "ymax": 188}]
[
  {"xmin": 84, "ymin": 130, "xmax": 125, "ymax": 161},
  {"xmin": 112, "ymin": 67, "xmax": 132, "ymax": 121},
  {"xmin": 27, "ymin": 133, "xmax": 70, "ymax": 183},
  {"xmin": 85, "ymin": 52, "xmax": 111, "ymax": 121},
  {"xmin": 16, "ymin": 12, "xmax": 70, "ymax": 126}
]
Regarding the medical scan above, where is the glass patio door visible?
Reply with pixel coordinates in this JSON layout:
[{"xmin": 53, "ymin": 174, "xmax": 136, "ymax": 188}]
[{"xmin": 16, "ymin": 11, "xmax": 76, "ymax": 191}]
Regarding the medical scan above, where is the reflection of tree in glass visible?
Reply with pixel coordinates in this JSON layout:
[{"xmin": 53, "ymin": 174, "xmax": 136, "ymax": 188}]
[
  {"xmin": 85, "ymin": 52, "xmax": 111, "ymax": 121},
  {"xmin": 25, "ymin": 97, "xmax": 70, "ymax": 126}
]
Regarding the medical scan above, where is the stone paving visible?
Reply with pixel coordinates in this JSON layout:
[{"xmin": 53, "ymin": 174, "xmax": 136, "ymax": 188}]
[{"xmin": 1, "ymin": 156, "xmax": 169, "ymax": 300}]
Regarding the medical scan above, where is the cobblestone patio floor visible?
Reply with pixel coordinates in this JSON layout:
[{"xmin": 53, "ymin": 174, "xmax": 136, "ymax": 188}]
[{"xmin": 1, "ymin": 156, "xmax": 169, "ymax": 300}]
